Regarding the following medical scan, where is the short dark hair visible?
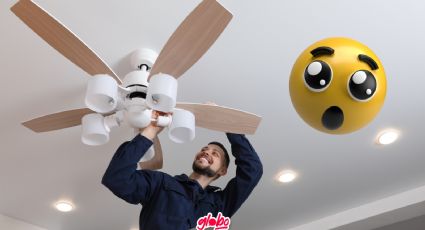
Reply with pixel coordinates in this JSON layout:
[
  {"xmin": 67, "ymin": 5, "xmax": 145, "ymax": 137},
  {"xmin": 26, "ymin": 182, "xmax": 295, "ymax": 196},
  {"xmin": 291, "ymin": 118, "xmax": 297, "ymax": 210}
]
[{"xmin": 208, "ymin": 141, "xmax": 230, "ymax": 168}]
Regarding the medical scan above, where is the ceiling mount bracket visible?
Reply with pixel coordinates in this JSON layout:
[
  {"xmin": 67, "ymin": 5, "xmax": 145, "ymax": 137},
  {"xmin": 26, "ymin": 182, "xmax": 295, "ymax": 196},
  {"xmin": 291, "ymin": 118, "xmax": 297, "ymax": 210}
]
[{"xmin": 130, "ymin": 48, "xmax": 158, "ymax": 71}]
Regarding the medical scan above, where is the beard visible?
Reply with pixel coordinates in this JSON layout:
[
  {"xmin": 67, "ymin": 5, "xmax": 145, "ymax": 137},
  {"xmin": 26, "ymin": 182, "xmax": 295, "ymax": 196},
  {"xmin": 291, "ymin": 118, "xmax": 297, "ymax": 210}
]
[{"xmin": 192, "ymin": 161, "xmax": 217, "ymax": 178}]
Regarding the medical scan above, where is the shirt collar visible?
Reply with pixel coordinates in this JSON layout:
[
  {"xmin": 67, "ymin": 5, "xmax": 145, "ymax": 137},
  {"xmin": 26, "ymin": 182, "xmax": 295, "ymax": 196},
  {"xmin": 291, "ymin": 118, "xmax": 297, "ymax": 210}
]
[{"xmin": 174, "ymin": 174, "xmax": 221, "ymax": 192}]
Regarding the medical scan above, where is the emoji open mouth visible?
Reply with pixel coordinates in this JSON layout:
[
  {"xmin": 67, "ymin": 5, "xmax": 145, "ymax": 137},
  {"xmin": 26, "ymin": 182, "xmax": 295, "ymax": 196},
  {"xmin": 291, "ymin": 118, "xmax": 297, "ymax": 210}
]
[{"xmin": 322, "ymin": 106, "xmax": 344, "ymax": 130}]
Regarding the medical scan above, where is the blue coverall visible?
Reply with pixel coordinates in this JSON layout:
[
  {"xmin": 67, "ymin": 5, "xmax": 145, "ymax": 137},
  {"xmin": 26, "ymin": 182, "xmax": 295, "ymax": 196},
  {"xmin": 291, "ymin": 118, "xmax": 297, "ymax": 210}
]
[{"xmin": 102, "ymin": 133, "xmax": 263, "ymax": 230}]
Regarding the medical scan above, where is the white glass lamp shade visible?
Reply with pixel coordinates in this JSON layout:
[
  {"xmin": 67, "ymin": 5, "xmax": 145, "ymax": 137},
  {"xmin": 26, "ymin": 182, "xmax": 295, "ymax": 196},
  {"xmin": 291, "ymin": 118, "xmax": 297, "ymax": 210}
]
[
  {"xmin": 81, "ymin": 113, "xmax": 109, "ymax": 146},
  {"xmin": 156, "ymin": 115, "xmax": 172, "ymax": 127},
  {"xmin": 126, "ymin": 109, "xmax": 152, "ymax": 129},
  {"xmin": 168, "ymin": 109, "xmax": 195, "ymax": 143},
  {"xmin": 85, "ymin": 74, "xmax": 118, "ymax": 113},
  {"xmin": 146, "ymin": 73, "xmax": 177, "ymax": 113}
]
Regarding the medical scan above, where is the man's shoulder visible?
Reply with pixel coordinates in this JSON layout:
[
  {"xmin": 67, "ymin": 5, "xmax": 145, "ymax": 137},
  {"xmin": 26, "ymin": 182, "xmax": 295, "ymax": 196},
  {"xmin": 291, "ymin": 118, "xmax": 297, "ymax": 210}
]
[
  {"xmin": 138, "ymin": 169, "xmax": 170, "ymax": 182},
  {"xmin": 141, "ymin": 171, "xmax": 185, "ymax": 185},
  {"xmin": 141, "ymin": 171, "xmax": 186, "ymax": 192}
]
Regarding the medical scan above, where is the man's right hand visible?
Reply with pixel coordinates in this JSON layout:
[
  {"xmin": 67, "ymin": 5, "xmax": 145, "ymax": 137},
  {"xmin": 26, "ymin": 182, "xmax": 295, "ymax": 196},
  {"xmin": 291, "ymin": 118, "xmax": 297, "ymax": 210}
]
[{"xmin": 140, "ymin": 111, "xmax": 166, "ymax": 140}]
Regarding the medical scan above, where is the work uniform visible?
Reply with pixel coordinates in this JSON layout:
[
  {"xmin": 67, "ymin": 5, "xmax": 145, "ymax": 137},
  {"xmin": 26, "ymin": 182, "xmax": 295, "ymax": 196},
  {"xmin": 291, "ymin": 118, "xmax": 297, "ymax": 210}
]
[{"xmin": 102, "ymin": 133, "xmax": 263, "ymax": 230}]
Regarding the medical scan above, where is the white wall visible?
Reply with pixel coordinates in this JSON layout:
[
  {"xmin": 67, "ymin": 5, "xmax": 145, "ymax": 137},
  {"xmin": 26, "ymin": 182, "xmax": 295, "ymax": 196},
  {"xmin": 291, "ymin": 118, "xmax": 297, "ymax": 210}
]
[
  {"xmin": 0, "ymin": 214, "xmax": 47, "ymax": 230},
  {"xmin": 287, "ymin": 185, "xmax": 425, "ymax": 230},
  {"xmin": 374, "ymin": 214, "xmax": 425, "ymax": 230}
]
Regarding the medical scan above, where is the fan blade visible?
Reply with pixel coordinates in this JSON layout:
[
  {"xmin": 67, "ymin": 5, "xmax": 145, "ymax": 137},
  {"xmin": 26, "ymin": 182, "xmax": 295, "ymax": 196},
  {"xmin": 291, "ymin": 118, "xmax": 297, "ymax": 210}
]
[
  {"xmin": 22, "ymin": 108, "xmax": 94, "ymax": 133},
  {"xmin": 139, "ymin": 137, "xmax": 164, "ymax": 170},
  {"xmin": 11, "ymin": 0, "xmax": 121, "ymax": 83},
  {"xmin": 176, "ymin": 103, "xmax": 261, "ymax": 134},
  {"xmin": 149, "ymin": 0, "xmax": 232, "ymax": 80}
]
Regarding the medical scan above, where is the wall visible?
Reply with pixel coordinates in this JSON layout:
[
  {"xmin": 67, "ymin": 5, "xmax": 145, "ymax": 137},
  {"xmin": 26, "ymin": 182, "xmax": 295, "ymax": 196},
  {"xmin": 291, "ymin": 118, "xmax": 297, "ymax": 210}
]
[
  {"xmin": 0, "ymin": 214, "xmax": 47, "ymax": 230},
  {"xmin": 373, "ymin": 214, "xmax": 425, "ymax": 230}
]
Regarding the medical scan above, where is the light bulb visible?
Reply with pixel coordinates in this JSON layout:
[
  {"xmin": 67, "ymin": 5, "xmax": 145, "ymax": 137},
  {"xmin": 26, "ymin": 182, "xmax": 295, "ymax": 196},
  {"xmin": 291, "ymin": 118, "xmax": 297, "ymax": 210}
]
[
  {"xmin": 55, "ymin": 201, "xmax": 73, "ymax": 212},
  {"xmin": 377, "ymin": 130, "xmax": 399, "ymax": 145},
  {"xmin": 277, "ymin": 170, "xmax": 297, "ymax": 183}
]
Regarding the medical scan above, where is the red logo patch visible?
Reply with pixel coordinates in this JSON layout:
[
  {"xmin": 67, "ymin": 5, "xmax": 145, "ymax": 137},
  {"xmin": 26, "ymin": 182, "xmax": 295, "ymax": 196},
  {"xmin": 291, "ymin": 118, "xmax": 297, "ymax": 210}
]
[{"xmin": 196, "ymin": 212, "xmax": 231, "ymax": 230}]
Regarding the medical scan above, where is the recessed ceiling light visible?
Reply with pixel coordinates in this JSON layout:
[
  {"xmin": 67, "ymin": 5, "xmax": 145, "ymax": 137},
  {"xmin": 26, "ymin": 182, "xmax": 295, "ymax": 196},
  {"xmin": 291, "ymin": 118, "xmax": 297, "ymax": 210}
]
[
  {"xmin": 276, "ymin": 170, "xmax": 297, "ymax": 183},
  {"xmin": 55, "ymin": 201, "xmax": 74, "ymax": 212},
  {"xmin": 377, "ymin": 130, "xmax": 399, "ymax": 145}
]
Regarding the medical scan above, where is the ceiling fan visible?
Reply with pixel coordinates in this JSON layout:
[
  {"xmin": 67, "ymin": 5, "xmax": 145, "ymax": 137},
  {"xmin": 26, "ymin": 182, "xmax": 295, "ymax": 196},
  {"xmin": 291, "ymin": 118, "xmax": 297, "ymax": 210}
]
[{"xmin": 11, "ymin": 0, "xmax": 262, "ymax": 170}]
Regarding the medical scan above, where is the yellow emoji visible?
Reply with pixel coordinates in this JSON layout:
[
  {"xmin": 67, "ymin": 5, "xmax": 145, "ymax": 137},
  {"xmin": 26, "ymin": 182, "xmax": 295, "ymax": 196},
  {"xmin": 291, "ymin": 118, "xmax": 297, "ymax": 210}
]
[{"xmin": 289, "ymin": 37, "xmax": 386, "ymax": 134}]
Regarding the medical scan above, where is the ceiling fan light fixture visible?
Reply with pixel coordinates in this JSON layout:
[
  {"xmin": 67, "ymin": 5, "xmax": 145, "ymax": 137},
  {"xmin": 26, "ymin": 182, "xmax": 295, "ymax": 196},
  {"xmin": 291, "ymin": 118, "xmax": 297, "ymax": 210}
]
[
  {"xmin": 85, "ymin": 75, "xmax": 118, "ymax": 113},
  {"xmin": 122, "ymin": 70, "xmax": 150, "ymax": 88},
  {"xmin": 146, "ymin": 73, "xmax": 178, "ymax": 113},
  {"xmin": 81, "ymin": 112, "xmax": 124, "ymax": 146},
  {"xmin": 130, "ymin": 48, "xmax": 158, "ymax": 71},
  {"xmin": 81, "ymin": 113, "xmax": 110, "ymax": 146},
  {"xmin": 168, "ymin": 109, "xmax": 195, "ymax": 143},
  {"xmin": 126, "ymin": 108, "xmax": 153, "ymax": 129},
  {"xmin": 14, "ymin": 0, "xmax": 262, "ymax": 152}
]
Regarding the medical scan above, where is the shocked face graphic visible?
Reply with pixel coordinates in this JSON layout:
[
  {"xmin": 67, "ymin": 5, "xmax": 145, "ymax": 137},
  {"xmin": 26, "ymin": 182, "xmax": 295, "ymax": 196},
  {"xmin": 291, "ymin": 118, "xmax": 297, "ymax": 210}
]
[{"xmin": 289, "ymin": 37, "xmax": 387, "ymax": 134}]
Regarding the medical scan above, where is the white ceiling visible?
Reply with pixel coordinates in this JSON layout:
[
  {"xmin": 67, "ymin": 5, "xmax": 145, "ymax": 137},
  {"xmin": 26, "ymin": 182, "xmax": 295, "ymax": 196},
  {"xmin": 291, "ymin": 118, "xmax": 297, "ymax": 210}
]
[{"xmin": 1, "ymin": 0, "xmax": 425, "ymax": 229}]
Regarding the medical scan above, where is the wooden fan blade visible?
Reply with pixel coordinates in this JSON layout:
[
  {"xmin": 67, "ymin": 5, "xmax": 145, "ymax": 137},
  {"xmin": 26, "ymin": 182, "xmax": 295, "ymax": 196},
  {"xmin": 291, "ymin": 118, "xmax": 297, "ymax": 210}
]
[
  {"xmin": 149, "ymin": 0, "xmax": 232, "ymax": 80},
  {"xmin": 139, "ymin": 137, "xmax": 164, "ymax": 170},
  {"xmin": 176, "ymin": 103, "xmax": 261, "ymax": 134},
  {"xmin": 11, "ymin": 0, "xmax": 121, "ymax": 83},
  {"xmin": 22, "ymin": 108, "xmax": 94, "ymax": 133}
]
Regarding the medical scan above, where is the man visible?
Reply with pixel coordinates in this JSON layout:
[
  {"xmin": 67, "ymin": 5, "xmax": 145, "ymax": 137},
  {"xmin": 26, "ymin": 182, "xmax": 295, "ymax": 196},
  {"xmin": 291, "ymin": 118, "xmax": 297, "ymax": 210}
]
[{"xmin": 102, "ymin": 115, "xmax": 263, "ymax": 230}]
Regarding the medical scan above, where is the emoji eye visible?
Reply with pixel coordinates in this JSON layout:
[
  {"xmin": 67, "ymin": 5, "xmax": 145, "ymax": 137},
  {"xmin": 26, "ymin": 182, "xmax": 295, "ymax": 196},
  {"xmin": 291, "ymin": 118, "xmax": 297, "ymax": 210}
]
[
  {"xmin": 348, "ymin": 70, "xmax": 377, "ymax": 101},
  {"xmin": 304, "ymin": 61, "xmax": 332, "ymax": 92}
]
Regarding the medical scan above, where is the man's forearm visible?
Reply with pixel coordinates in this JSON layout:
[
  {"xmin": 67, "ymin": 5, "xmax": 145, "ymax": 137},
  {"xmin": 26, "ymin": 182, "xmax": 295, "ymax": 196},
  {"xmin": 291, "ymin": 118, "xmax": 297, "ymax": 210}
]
[
  {"xmin": 102, "ymin": 135, "xmax": 153, "ymax": 196},
  {"xmin": 226, "ymin": 133, "xmax": 262, "ymax": 169},
  {"xmin": 140, "ymin": 128, "xmax": 157, "ymax": 140},
  {"xmin": 138, "ymin": 137, "xmax": 163, "ymax": 170},
  {"xmin": 219, "ymin": 133, "xmax": 263, "ymax": 217}
]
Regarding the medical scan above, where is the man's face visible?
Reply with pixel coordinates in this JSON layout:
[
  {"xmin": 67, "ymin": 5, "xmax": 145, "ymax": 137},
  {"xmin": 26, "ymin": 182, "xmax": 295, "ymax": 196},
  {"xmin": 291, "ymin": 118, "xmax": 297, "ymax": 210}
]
[{"xmin": 192, "ymin": 144, "xmax": 227, "ymax": 178}]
